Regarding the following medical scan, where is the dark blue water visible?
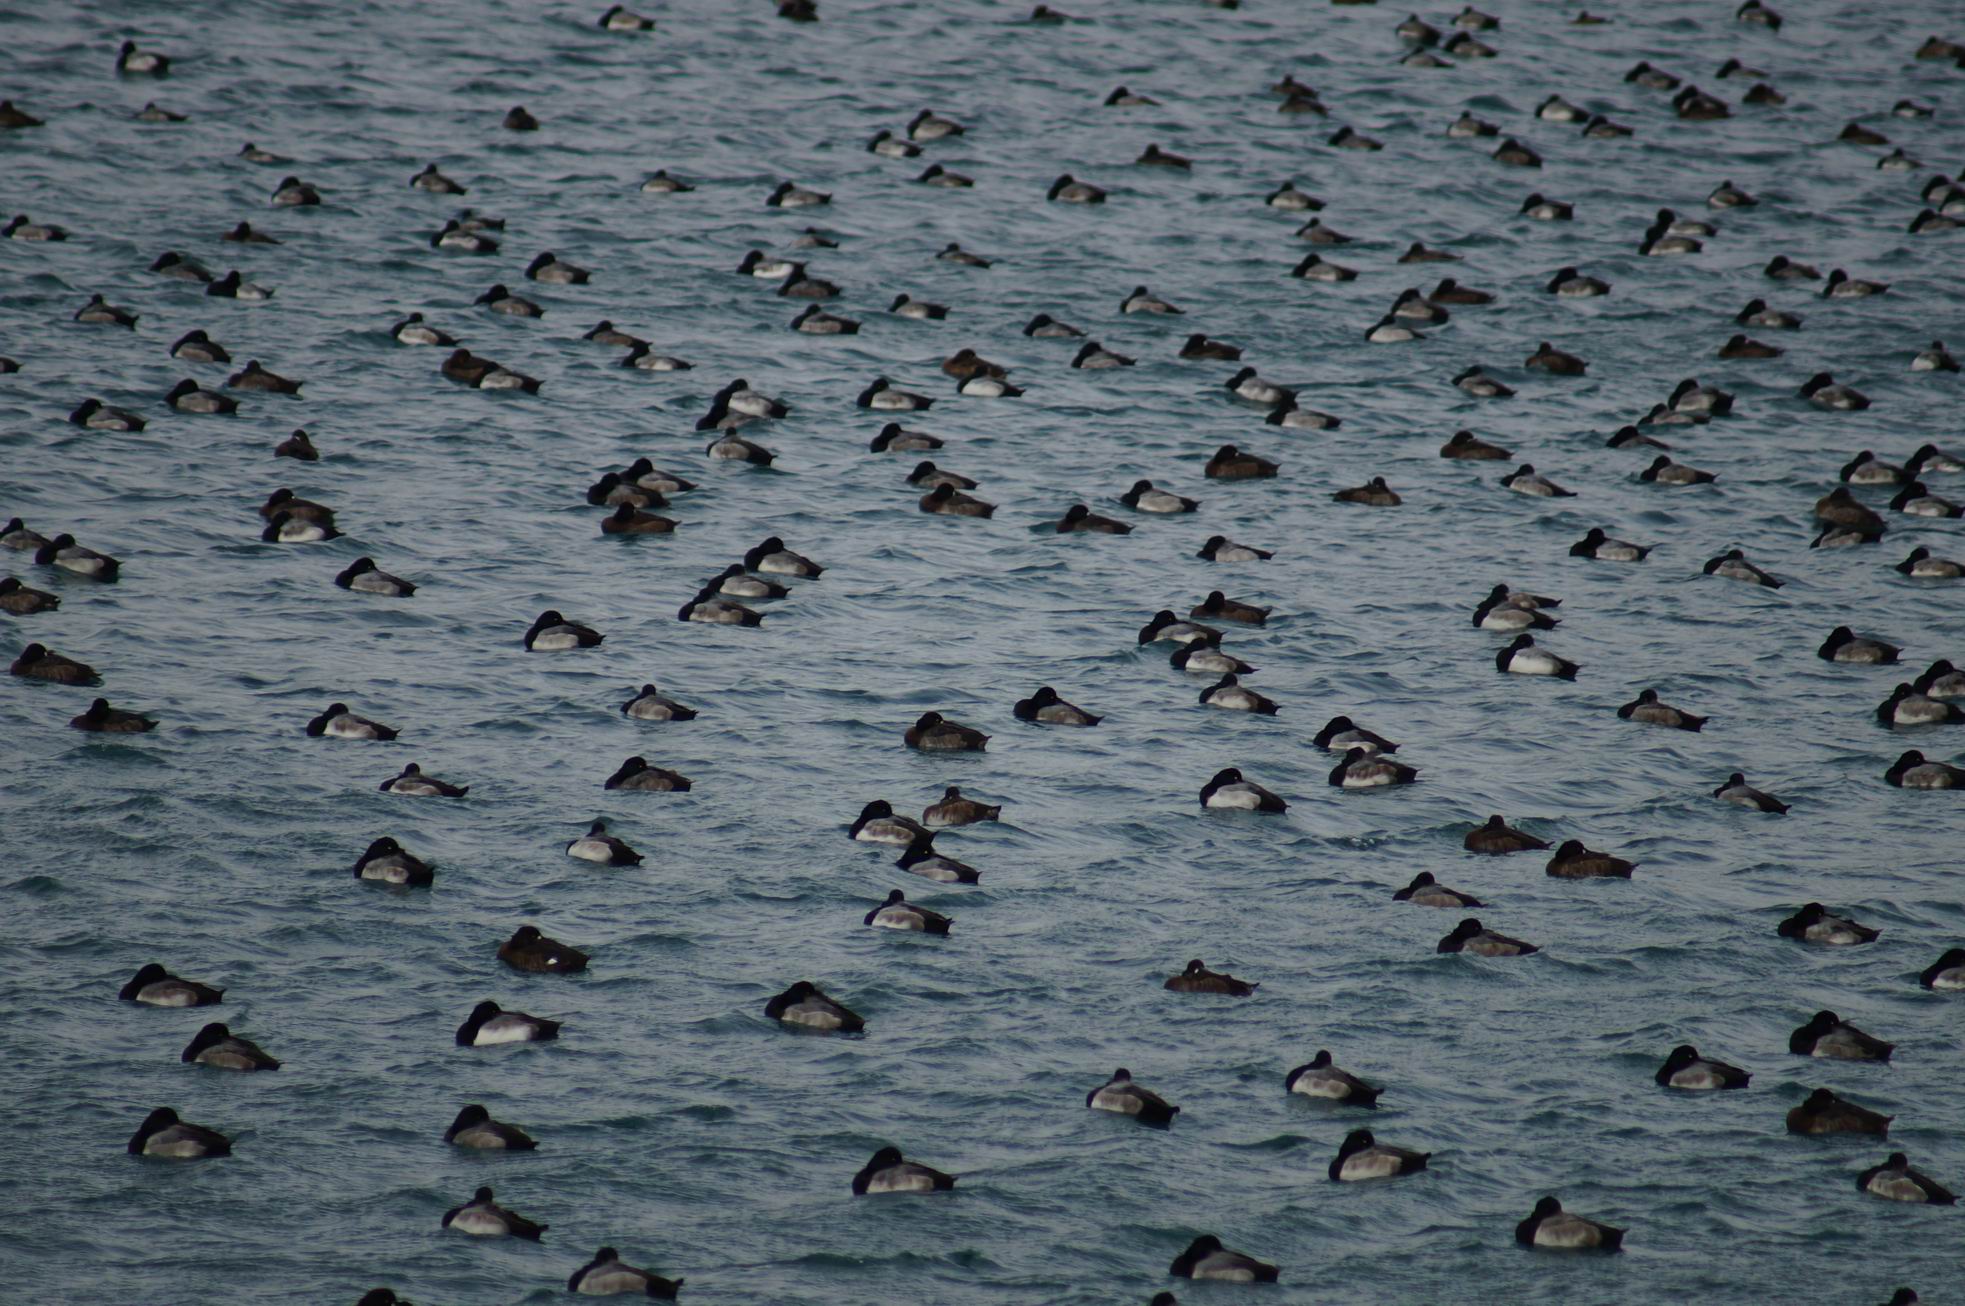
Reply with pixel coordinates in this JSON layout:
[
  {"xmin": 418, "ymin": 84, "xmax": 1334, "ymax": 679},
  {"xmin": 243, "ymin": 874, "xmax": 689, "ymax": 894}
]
[{"xmin": 3, "ymin": 0, "xmax": 1964, "ymax": 1301}]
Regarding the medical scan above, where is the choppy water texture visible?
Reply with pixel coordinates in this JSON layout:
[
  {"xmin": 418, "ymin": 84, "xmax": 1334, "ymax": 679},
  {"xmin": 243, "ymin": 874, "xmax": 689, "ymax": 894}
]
[{"xmin": 4, "ymin": 0, "xmax": 1965, "ymax": 1301}]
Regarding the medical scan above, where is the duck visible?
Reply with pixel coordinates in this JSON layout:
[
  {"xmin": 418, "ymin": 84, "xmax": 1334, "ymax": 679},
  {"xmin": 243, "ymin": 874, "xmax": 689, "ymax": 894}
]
[
  {"xmin": 1819, "ymin": 626, "xmax": 1899, "ymax": 663},
  {"xmin": 1546, "ymin": 266, "xmax": 1609, "ymax": 297},
  {"xmin": 587, "ymin": 473, "xmax": 665, "ymax": 509},
  {"xmin": 1449, "ymin": 112, "xmax": 1498, "ymax": 137},
  {"xmin": 0, "ymin": 578, "xmax": 60, "ymax": 615},
  {"xmin": 117, "ymin": 39, "xmax": 170, "ymax": 75},
  {"xmin": 1087, "ymin": 1069, "xmax": 1179, "ymax": 1126},
  {"xmin": 0, "ymin": 214, "xmax": 64, "ymax": 242},
  {"xmin": 1842, "ymin": 450, "xmax": 1905, "ymax": 485},
  {"xmin": 1673, "ymin": 85, "xmax": 1730, "ymax": 119},
  {"xmin": 1330, "ymin": 125, "xmax": 1384, "ymax": 151},
  {"xmin": 1199, "ymin": 769, "xmax": 1285, "ymax": 813},
  {"xmin": 1394, "ymin": 873, "xmax": 1481, "ymax": 909},
  {"xmin": 601, "ymin": 502, "xmax": 677, "ymax": 535},
  {"xmin": 1197, "ymin": 536, "xmax": 1273, "ymax": 563},
  {"xmin": 10, "ymin": 644, "xmax": 99, "ymax": 685},
  {"xmin": 443, "ymin": 1187, "xmax": 546, "ymax": 1241},
  {"xmin": 1442, "ymin": 430, "xmax": 1511, "ymax": 460},
  {"xmin": 1266, "ymin": 181, "xmax": 1323, "ymax": 211},
  {"xmin": 702, "ymin": 564, "xmax": 784, "ymax": 600},
  {"xmin": 445, "ymin": 1104, "xmax": 536, "ymax": 1150},
  {"xmin": 1546, "ymin": 840, "xmax": 1635, "ymax": 879},
  {"xmin": 33, "ymin": 534, "xmax": 119, "ymax": 579},
  {"xmin": 1669, "ymin": 377, "xmax": 1732, "ymax": 415},
  {"xmin": 896, "ymin": 835, "xmax": 981, "ymax": 884},
  {"xmin": 127, "ymin": 1108, "xmax": 229, "ymax": 1160},
  {"xmin": 1639, "ymin": 220, "xmax": 1700, "ymax": 256},
  {"xmin": 1225, "ymin": 368, "xmax": 1295, "ymax": 406},
  {"xmin": 956, "ymin": 372, "xmax": 1021, "ymax": 398},
  {"xmin": 866, "ymin": 889, "xmax": 952, "ymax": 934},
  {"xmin": 1297, "ymin": 217, "xmax": 1352, "ymax": 243},
  {"xmin": 1521, "ymin": 193, "xmax": 1574, "ymax": 221},
  {"xmin": 205, "ymin": 270, "xmax": 272, "ymax": 300},
  {"xmin": 1072, "ymin": 340, "xmax": 1135, "ymax": 369},
  {"xmin": 1764, "ymin": 255, "xmax": 1819, "ymax": 282},
  {"xmin": 1204, "ymin": 446, "xmax": 1279, "ymax": 481},
  {"xmin": 1698, "ymin": 550, "xmax": 1779, "ymax": 591},
  {"xmin": 1057, "ymin": 504, "xmax": 1132, "ymax": 534},
  {"xmin": 1815, "ymin": 488, "xmax": 1885, "ymax": 532},
  {"xmin": 474, "ymin": 284, "xmax": 542, "ymax": 317},
  {"xmin": 169, "ymin": 329, "xmax": 230, "ymax": 364},
  {"xmin": 1626, "ymin": 60, "xmax": 1681, "ymax": 89},
  {"xmin": 1365, "ymin": 316, "xmax": 1422, "ymax": 343},
  {"xmin": 75, "ymin": 293, "xmax": 138, "ymax": 328},
  {"xmin": 1920, "ymin": 947, "xmax": 1965, "ymax": 989},
  {"xmin": 1172, "ymin": 642, "xmax": 1257, "ymax": 677},
  {"xmin": 1879, "ymin": 683, "xmax": 1965, "ymax": 726},
  {"xmin": 1121, "ymin": 286, "xmax": 1182, "ymax": 314},
  {"xmin": 1452, "ymin": 366, "xmax": 1515, "ymax": 398},
  {"xmin": 1569, "ymin": 528, "xmax": 1650, "ymax": 562},
  {"xmin": 120, "ymin": 964, "xmax": 223, "ymax": 1007},
  {"xmin": 1496, "ymin": 634, "xmax": 1579, "ymax": 679},
  {"xmin": 1786, "ymin": 1087, "xmax": 1891, "ymax": 1138},
  {"xmin": 916, "ymin": 163, "xmax": 973, "ymax": 188},
  {"xmin": 1120, "ymin": 481, "xmax": 1198, "ymax": 514},
  {"xmin": 1790, "ymin": 1011, "xmax": 1892, "ymax": 1061},
  {"xmin": 1607, "ymin": 426, "xmax": 1670, "ymax": 451},
  {"xmin": 891, "ymin": 294, "xmax": 950, "ymax": 321},
  {"xmin": 599, "ymin": 3, "xmax": 657, "ymax": 29},
  {"xmin": 1137, "ymin": 143, "xmax": 1190, "ymax": 168},
  {"xmin": 1892, "ymin": 482, "xmax": 1964, "ymax": 518},
  {"xmin": 1265, "ymin": 398, "xmax": 1342, "ymax": 428},
  {"xmin": 523, "ymin": 610, "xmax": 604, "ymax": 651},
  {"xmin": 1314, "ymin": 715, "xmax": 1398, "ymax": 754},
  {"xmin": 391, "ymin": 313, "xmax": 457, "ymax": 347},
  {"xmin": 335, "ymin": 559, "xmax": 414, "ymax": 597},
  {"xmin": 1291, "ymin": 253, "xmax": 1357, "ymax": 282},
  {"xmin": 1824, "ymin": 269, "xmax": 1888, "ymax": 298},
  {"xmin": 620, "ymin": 459, "xmax": 696, "ymax": 495},
  {"xmin": 1048, "ymin": 174, "xmax": 1107, "ymax": 203},
  {"xmin": 921, "ymin": 787, "xmax": 998, "ymax": 828},
  {"xmin": 1655, "ymin": 1045, "xmax": 1750, "ymax": 1090},
  {"xmin": 1200, "ymin": 675, "xmax": 1278, "ymax": 714},
  {"xmin": 165, "ymin": 379, "xmax": 237, "ymax": 414},
  {"xmin": 1014, "ymin": 686, "xmax": 1100, "ymax": 725},
  {"xmin": 1501, "ymin": 465, "xmax": 1574, "ymax": 497},
  {"xmin": 640, "ymin": 169, "xmax": 693, "ymax": 193},
  {"xmin": 1285, "ymin": 1050, "xmax": 1382, "ymax": 1104},
  {"xmin": 1536, "ymin": 96, "xmax": 1586, "ymax": 122},
  {"xmin": 790, "ymin": 305, "xmax": 859, "ymax": 334},
  {"xmin": 1800, "ymin": 374, "xmax": 1871, "ymax": 410},
  {"xmin": 1168, "ymin": 1236, "xmax": 1278, "ymax": 1282},
  {"xmin": 768, "ymin": 981, "xmax": 864, "ymax": 1032},
  {"xmin": 778, "ymin": 264, "xmax": 840, "ymax": 299},
  {"xmin": 379, "ymin": 763, "xmax": 467, "ymax": 798},
  {"xmin": 1464, "ymin": 816, "xmax": 1548, "ymax": 854},
  {"xmin": 1714, "ymin": 773, "xmax": 1789, "ymax": 813},
  {"xmin": 1911, "ymin": 342, "xmax": 1959, "ymax": 373},
  {"xmin": 1516, "ymin": 1197, "xmax": 1622, "ymax": 1251},
  {"xmin": 905, "ymin": 711, "xmax": 988, "ymax": 751},
  {"xmin": 1813, "ymin": 525, "xmax": 1883, "ymax": 549},
  {"xmin": 1473, "ymin": 585, "xmax": 1558, "ymax": 631},
  {"xmin": 227, "ymin": 361, "xmax": 302, "ymax": 395},
  {"xmin": 1916, "ymin": 660, "xmax": 1965, "ymax": 697},
  {"xmin": 222, "ymin": 220, "xmax": 279, "ymax": 244},
  {"xmin": 915, "ymin": 482, "xmax": 992, "ymax": 516},
  {"xmin": 867, "ymin": 128, "xmax": 920, "ymax": 158},
  {"xmin": 1618, "ymin": 689, "xmax": 1706, "ymax": 731},
  {"xmin": 68, "ymin": 399, "xmax": 145, "ymax": 431},
  {"xmin": 524, "ymin": 251, "xmax": 589, "ymax": 285},
  {"xmin": 1329, "ymin": 1129, "xmax": 1428, "ymax": 1182},
  {"xmin": 1526, "ymin": 342, "xmax": 1587, "ymax": 375},
  {"xmin": 1494, "ymin": 138, "xmax": 1542, "ymax": 167},
  {"xmin": 1438, "ymin": 918, "xmax": 1537, "ymax": 955},
  {"xmin": 852, "ymin": 1145, "xmax": 954, "ymax": 1194},
  {"xmin": 1165, "ymin": 959, "xmax": 1258, "ymax": 995},
  {"xmin": 430, "ymin": 219, "xmax": 497, "ymax": 253},
  {"xmin": 1329, "ymin": 748, "xmax": 1416, "ymax": 788},
  {"xmin": 1443, "ymin": 30, "xmax": 1496, "ymax": 57},
  {"xmin": 352, "ymin": 837, "xmax": 433, "ymax": 886},
  {"xmin": 181, "ymin": 1022, "xmax": 280, "ymax": 1071},
  {"xmin": 677, "ymin": 585, "xmax": 764, "ymax": 624},
  {"xmin": 0, "ymin": 100, "xmax": 45, "ymax": 129},
  {"xmin": 1192, "ymin": 591, "xmax": 1269, "ymax": 625},
  {"xmin": 858, "ymin": 377, "xmax": 935, "ymax": 411},
  {"xmin": 603, "ymin": 756, "xmax": 691, "ymax": 791},
  {"xmin": 850, "ymin": 800, "xmax": 932, "ymax": 844},
  {"xmin": 1737, "ymin": 299, "xmax": 1801, "ymax": 330},
  {"xmin": 565, "ymin": 820, "xmax": 642, "ymax": 866},
  {"xmin": 502, "ymin": 105, "xmax": 539, "ymax": 130},
  {"xmin": 1858, "ymin": 1155, "xmax": 1955, "ymax": 1205},
  {"xmin": 306, "ymin": 703, "xmax": 399, "ymax": 741},
  {"xmin": 456, "ymin": 1000, "xmax": 559, "ymax": 1047},
  {"xmin": 499, "ymin": 925, "xmax": 589, "ymax": 973},
  {"xmin": 568, "ymin": 1249, "xmax": 682, "ymax": 1298},
  {"xmin": 936, "ymin": 242, "xmax": 989, "ymax": 267}
]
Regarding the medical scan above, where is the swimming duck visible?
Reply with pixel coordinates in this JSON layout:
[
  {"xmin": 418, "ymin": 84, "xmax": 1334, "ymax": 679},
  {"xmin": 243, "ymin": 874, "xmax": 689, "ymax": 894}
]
[
  {"xmin": 379, "ymin": 763, "xmax": 466, "ymax": 798},
  {"xmin": 182, "ymin": 1022, "xmax": 279, "ymax": 1071},
  {"xmin": 1314, "ymin": 716, "xmax": 1399, "ymax": 754},
  {"xmin": 1120, "ymin": 481, "xmax": 1197, "ymax": 514},
  {"xmin": 936, "ymin": 243, "xmax": 989, "ymax": 268},
  {"xmin": 1673, "ymin": 85, "xmax": 1730, "ymax": 119},
  {"xmin": 568, "ymin": 1248, "xmax": 681, "ymax": 1298},
  {"xmin": 603, "ymin": 756, "xmax": 692, "ymax": 791},
  {"xmin": 866, "ymin": 889, "xmax": 952, "ymax": 934},
  {"xmin": 117, "ymin": 39, "xmax": 169, "ymax": 75},
  {"xmin": 66, "ymin": 399, "xmax": 143, "ymax": 431},
  {"xmin": 1626, "ymin": 59, "xmax": 1680, "ymax": 89},
  {"xmin": 768, "ymin": 981, "xmax": 864, "ymax": 1032},
  {"xmin": 1494, "ymin": 138, "xmax": 1542, "ymax": 167},
  {"xmin": 1911, "ymin": 342, "xmax": 1959, "ymax": 374},
  {"xmin": 620, "ymin": 459, "xmax": 696, "ymax": 495},
  {"xmin": 1921, "ymin": 947, "xmax": 1965, "ymax": 988},
  {"xmin": 443, "ymin": 1187, "xmax": 545, "ymax": 1240},
  {"xmin": 896, "ymin": 835, "xmax": 981, "ymax": 884},
  {"xmin": 1546, "ymin": 840, "xmax": 1635, "ymax": 879},
  {"xmin": 1639, "ymin": 220, "xmax": 1700, "ymax": 256},
  {"xmin": 120, "ymin": 964, "xmax": 222, "ymax": 1007},
  {"xmin": 352, "ymin": 837, "xmax": 433, "ymax": 886},
  {"xmin": 1291, "ymin": 253, "xmax": 1357, "ymax": 282},
  {"xmin": 599, "ymin": 3, "xmax": 657, "ymax": 29},
  {"xmin": 1179, "ymin": 335, "xmax": 1241, "ymax": 363},
  {"xmin": 587, "ymin": 473, "xmax": 665, "ymax": 509},
  {"xmin": 523, "ymin": 610, "xmax": 603, "ymax": 652},
  {"xmin": 1736, "ymin": 300, "xmax": 1801, "ymax": 332},
  {"xmin": 1072, "ymin": 340, "xmax": 1134, "ymax": 369},
  {"xmin": 1197, "ymin": 674, "xmax": 1277, "ymax": 714},
  {"xmin": 867, "ymin": 128, "xmax": 920, "ymax": 158},
  {"xmin": 169, "ymin": 329, "xmax": 230, "ymax": 364},
  {"xmin": 128, "ymin": 1108, "xmax": 229, "ymax": 1159},
  {"xmin": 850, "ymin": 800, "xmax": 933, "ymax": 844},
  {"xmin": 1329, "ymin": 748, "xmax": 1416, "ymax": 787},
  {"xmin": 1516, "ymin": 1197, "xmax": 1622, "ymax": 1250},
  {"xmin": 1655, "ymin": 1045, "xmax": 1750, "ymax": 1090},
  {"xmin": 790, "ymin": 305, "xmax": 859, "ymax": 334},
  {"xmin": 1520, "ymin": 193, "xmax": 1573, "ymax": 221},
  {"xmin": 905, "ymin": 711, "xmax": 988, "ymax": 751},
  {"xmin": 227, "ymin": 361, "xmax": 302, "ymax": 395},
  {"xmin": 0, "ymin": 100, "xmax": 45, "ymax": 129},
  {"xmin": 1443, "ymin": 31, "xmax": 1495, "ymax": 57},
  {"xmin": 1449, "ymin": 111, "xmax": 1499, "ymax": 138},
  {"xmin": 1819, "ymin": 626, "xmax": 1899, "ymax": 663},
  {"xmin": 1800, "ymin": 374, "xmax": 1870, "ymax": 411},
  {"xmin": 853, "ymin": 1145, "xmax": 954, "ymax": 1194},
  {"xmin": 1607, "ymin": 426, "xmax": 1670, "ymax": 451},
  {"xmin": 1452, "ymin": 367, "xmax": 1515, "ymax": 398},
  {"xmin": 165, "ymin": 379, "xmax": 236, "ymax": 414},
  {"xmin": 1265, "ymin": 398, "xmax": 1343, "ymax": 428},
  {"xmin": 10, "ymin": 644, "xmax": 99, "ymax": 684},
  {"xmin": 1204, "ymin": 446, "xmax": 1279, "ymax": 480},
  {"xmin": 1330, "ymin": 125, "xmax": 1384, "ymax": 151},
  {"xmin": 640, "ymin": 169, "xmax": 693, "ymax": 193},
  {"xmin": 858, "ymin": 377, "xmax": 934, "ymax": 410},
  {"xmin": 1824, "ymin": 269, "xmax": 1888, "ymax": 298},
  {"xmin": 1547, "ymin": 266, "xmax": 1609, "ymax": 297},
  {"xmin": 305, "ymin": 703, "xmax": 398, "ymax": 741},
  {"xmin": 1168, "ymin": 1236, "xmax": 1278, "ymax": 1282},
  {"xmin": 707, "ymin": 563, "xmax": 788, "ymax": 599},
  {"xmin": 1137, "ymin": 143, "xmax": 1190, "ymax": 168},
  {"xmin": 390, "ymin": 313, "xmax": 457, "ymax": 347},
  {"xmin": 334, "ymin": 558, "xmax": 414, "ymax": 597},
  {"xmin": 1815, "ymin": 489, "xmax": 1885, "ymax": 534},
  {"xmin": 34, "ymin": 534, "xmax": 119, "ymax": 579},
  {"xmin": 1536, "ymin": 95, "xmax": 1587, "ymax": 122},
  {"xmin": 445, "ymin": 1104, "xmax": 535, "ymax": 1150},
  {"xmin": 1266, "ymin": 182, "xmax": 1323, "ymax": 211},
  {"xmin": 430, "ymin": 219, "xmax": 496, "ymax": 253},
  {"xmin": 221, "ymin": 220, "xmax": 279, "ymax": 245},
  {"xmin": 456, "ymin": 1000, "xmax": 559, "ymax": 1047},
  {"xmin": 1172, "ymin": 642, "xmax": 1257, "ymax": 676},
  {"xmin": 74, "ymin": 293, "xmax": 138, "ymax": 329},
  {"xmin": 1014, "ymin": 687, "xmax": 1100, "ymax": 725},
  {"xmin": 1641, "ymin": 455, "xmax": 1719, "ymax": 487},
  {"xmin": 1464, "ymin": 815, "xmax": 1548, "ymax": 854},
  {"xmin": 1812, "ymin": 525, "xmax": 1884, "ymax": 549},
  {"xmin": 1473, "ymin": 585, "xmax": 1557, "ymax": 631},
  {"xmin": 1087, "ymin": 1069, "xmax": 1179, "ymax": 1126},
  {"xmin": 778, "ymin": 264, "xmax": 840, "ymax": 299},
  {"xmin": 1057, "ymin": 504, "xmax": 1131, "ymax": 534},
  {"xmin": 566, "ymin": 820, "xmax": 642, "ymax": 866},
  {"xmin": 1790, "ymin": 1011, "xmax": 1892, "ymax": 1061},
  {"xmin": 1284, "ymin": 1050, "xmax": 1382, "ymax": 1105},
  {"xmin": 1879, "ymin": 683, "xmax": 1965, "ymax": 725},
  {"xmin": 919, "ymin": 482, "xmax": 995, "ymax": 516},
  {"xmin": 1711, "ymin": 773, "xmax": 1788, "ymax": 813},
  {"xmin": 916, "ymin": 163, "xmax": 973, "ymax": 188},
  {"xmin": 0, "ymin": 577, "xmax": 60, "ymax": 615},
  {"xmin": 891, "ymin": 295, "xmax": 950, "ymax": 321},
  {"xmin": 1330, "ymin": 1129, "xmax": 1428, "ymax": 1182},
  {"xmin": 1501, "ymin": 465, "xmax": 1574, "ymax": 497},
  {"xmin": 1197, "ymin": 536, "xmax": 1273, "ymax": 563},
  {"xmin": 922, "ymin": 787, "xmax": 999, "ymax": 827},
  {"xmin": 1841, "ymin": 451, "xmax": 1904, "ymax": 485},
  {"xmin": 0, "ymin": 214, "xmax": 64, "ymax": 242},
  {"xmin": 206, "ymin": 270, "xmax": 273, "ymax": 300},
  {"xmin": 1618, "ymin": 689, "xmax": 1706, "ymax": 731},
  {"xmin": 1763, "ymin": 256, "xmax": 1818, "ymax": 284},
  {"xmin": 1892, "ymin": 482, "xmax": 1963, "ymax": 518},
  {"xmin": 1442, "ymin": 431, "xmax": 1511, "ymax": 460},
  {"xmin": 1165, "ymin": 959, "xmax": 1258, "ymax": 995},
  {"xmin": 475, "ymin": 284, "xmax": 543, "ymax": 317},
  {"xmin": 1192, "ymin": 592, "xmax": 1268, "ymax": 626},
  {"xmin": 1789, "ymin": 1094, "xmax": 1890, "ymax": 1142},
  {"xmin": 1496, "ymin": 634, "xmax": 1579, "ymax": 678},
  {"xmin": 1365, "ymin": 316, "xmax": 1422, "ymax": 343},
  {"xmin": 1121, "ymin": 286, "xmax": 1182, "ymax": 314},
  {"xmin": 1569, "ymin": 528, "xmax": 1649, "ymax": 562},
  {"xmin": 1916, "ymin": 660, "xmax": 1965, "ymax": 697},
  {"xmin": 956, "ymin": 372, "xmax": 1021, "ymax": 398},
  {"xmin": 501, "ymin": 104, "xmax": 538, "ymax": 130},
  {"xmin": 1858, "ymin": 1155, "xmax": 1955, "ymax": 1205},
  {"xmin": 1048, "ymin": 174, "xmax": 1107, "ymax": 203},
  {"xmin": 601, "ymin": 502, "xmax": 677, "ymax": 535},
  {"xmin": 744, "ymin": 537, "xmax": 820, "ymax": 577},
  {"xmin": 1525, "ymin": 342, "xmax": 1587, "ymax": 375},
  {"xmin": 1393, "ymin": 873, "xmax": 1481, "ymax": 909},
  {"xmin": 677, "ymin": 585, "xmax": 763, "ymax": 624},
  {"xmin": 1199, "ymin": 768, "xmax": 1286, "ymax": 812},
  {"xmin": 1668, "ymin": 377, "xmax": 1732, "ymax": 415},
  {"xmin": 499, "ymin": 925, "xmax": 589, "ymax": 973},
  {"xmin": 1438, "ymin": 918, "xmax": 1537, "ymax": 955}
]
